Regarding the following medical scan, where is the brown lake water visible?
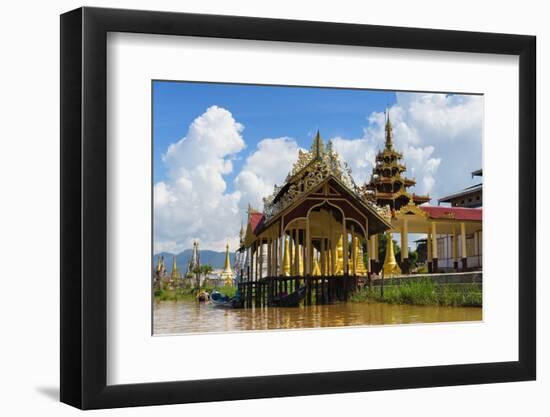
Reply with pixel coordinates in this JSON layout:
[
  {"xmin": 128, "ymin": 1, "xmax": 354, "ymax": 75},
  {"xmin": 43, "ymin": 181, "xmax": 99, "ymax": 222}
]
[{"xmin": 153, "ymin": 301, "xmax": 482, "ymax": 335}]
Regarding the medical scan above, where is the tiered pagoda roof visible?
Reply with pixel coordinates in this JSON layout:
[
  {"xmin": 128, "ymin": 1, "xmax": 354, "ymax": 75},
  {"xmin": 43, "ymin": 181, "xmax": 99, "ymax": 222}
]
[{"xmin": 364, "ymin": 111, "xmax": 430, "ymax": 212}]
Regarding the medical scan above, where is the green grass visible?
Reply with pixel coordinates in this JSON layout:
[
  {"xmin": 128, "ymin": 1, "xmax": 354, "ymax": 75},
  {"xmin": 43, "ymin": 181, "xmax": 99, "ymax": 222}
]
[
  {"xmin": 154, "ymin": 285, "xmax": 237, "ymax": 302},
  {"xmin": 350, "ymin": 279, "xmax": 482, "ymax": 307}
]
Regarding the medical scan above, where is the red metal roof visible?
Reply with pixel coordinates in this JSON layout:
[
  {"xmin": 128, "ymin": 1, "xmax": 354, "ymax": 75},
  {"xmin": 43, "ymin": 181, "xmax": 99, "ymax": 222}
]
[
  {"xmin": 249, "ymin": 212, "xmax": 265, "ymax": 234},
  {"xmin": 421, "ymin": 206, "xmax": 482, "ymax": 221}
]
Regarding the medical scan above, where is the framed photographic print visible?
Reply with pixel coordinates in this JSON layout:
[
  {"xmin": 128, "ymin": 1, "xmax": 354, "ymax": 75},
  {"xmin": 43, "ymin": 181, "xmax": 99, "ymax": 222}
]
[{"xmin": 60, "ymin": 6, "xmax": 536, "ymax": 409}]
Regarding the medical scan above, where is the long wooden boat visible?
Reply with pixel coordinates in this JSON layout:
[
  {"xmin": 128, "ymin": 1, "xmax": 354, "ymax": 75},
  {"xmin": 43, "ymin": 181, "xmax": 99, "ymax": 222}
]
[
  {"xmin": 210, "ymin": 291, "xmax": 243, "ymax": 308},
  {"xmin": 269, "ymin": 286, "xmax": 306, "ymax": 307}
]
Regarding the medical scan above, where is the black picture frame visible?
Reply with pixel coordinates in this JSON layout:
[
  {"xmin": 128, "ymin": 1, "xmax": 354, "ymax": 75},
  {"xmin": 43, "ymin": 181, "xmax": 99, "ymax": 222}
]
[{"xmin": 60, "ymin": 6, "xmax": 536, "ymax": 410}]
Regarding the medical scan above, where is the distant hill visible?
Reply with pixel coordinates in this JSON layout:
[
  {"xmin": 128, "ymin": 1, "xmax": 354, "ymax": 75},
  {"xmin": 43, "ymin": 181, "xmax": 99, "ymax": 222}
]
[{"xmin": 154, "ymin": 249, "xmax": 235, "ymax": 273}]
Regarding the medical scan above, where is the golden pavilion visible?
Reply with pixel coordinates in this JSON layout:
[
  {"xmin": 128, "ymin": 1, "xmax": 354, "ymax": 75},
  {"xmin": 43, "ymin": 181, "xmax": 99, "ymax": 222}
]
[{"xmin": 237, "ymin": 131, "xmax": 392, "ymax": 283}]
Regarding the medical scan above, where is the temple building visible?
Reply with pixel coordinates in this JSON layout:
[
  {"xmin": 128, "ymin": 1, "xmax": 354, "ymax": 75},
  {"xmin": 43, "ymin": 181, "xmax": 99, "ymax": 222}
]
[
  {"xmin": 238, "ymin": 131, "xmax": 392, "ymax": 282},
  {"xmin": 438, "ymin": 169, "xmax": 482, "ymax": 208}
]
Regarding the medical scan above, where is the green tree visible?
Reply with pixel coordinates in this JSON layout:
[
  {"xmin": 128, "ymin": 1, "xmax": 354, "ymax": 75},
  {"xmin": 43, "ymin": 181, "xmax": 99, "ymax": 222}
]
[{"xmin": 201, "ymin": 264, "xmax": 213, "ymax": 287}]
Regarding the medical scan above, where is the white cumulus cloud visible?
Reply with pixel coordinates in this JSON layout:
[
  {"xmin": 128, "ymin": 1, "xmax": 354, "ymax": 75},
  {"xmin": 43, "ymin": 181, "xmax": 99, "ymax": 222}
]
[
  {"xmin": 154, "ymin": 106, "xmax": 246, "ymax": 253},
  {"xmin": 154, "ymin": 107, "xmax": 301, "ymax": 253}
]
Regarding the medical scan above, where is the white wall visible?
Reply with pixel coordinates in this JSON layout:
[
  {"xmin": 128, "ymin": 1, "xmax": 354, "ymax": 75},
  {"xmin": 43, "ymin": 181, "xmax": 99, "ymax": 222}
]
[{"xmin": 0, "ymin": 0, "xmax": 545, "ymax": 415}]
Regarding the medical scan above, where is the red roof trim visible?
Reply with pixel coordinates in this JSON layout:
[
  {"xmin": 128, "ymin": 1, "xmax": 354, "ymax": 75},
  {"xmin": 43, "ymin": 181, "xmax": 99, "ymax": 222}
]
[
  {"xmin": 249, "ymin": 212, "xmax": 265, "ymax": 235},
  {"xmin": 420, "ymin": 206, "xmax": 482, "ymax": 221}
]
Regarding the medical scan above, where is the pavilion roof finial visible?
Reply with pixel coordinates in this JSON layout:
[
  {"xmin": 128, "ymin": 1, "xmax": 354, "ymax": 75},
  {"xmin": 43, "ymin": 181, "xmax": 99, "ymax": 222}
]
[{"xmin": 310, "ymin": 129, "xmax": 325, "ymax": 158}]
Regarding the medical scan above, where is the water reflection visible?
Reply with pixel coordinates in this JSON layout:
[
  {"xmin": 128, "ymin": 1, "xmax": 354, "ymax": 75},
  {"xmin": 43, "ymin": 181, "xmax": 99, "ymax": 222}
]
[{"xmin": 153, "ymin": 301, "xmax": 482, "ymax": 335}]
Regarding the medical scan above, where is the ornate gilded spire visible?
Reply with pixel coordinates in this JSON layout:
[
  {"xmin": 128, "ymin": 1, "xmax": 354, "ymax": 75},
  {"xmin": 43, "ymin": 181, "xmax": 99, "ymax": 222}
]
[
  {"xmin": 220, "ymin": 242, "xmax": 234, "ymax": 286},
  {"xmin": 353, "ymin": 236, "xmax": 368, "ymax": 276},
  {"xmin": 171, "ymin": 255, "xmax": 180, "ymax": 280},
  {"xmin": 385, "ymin": 107, "xmax": 393, "ymax": 150},
  {"xmin": 310, "ymin": 130, "xmax": 325, "ymax": 158},
  {"xmin": 223, "ymin": 242, "xmax": 232, "ymax": 273}
]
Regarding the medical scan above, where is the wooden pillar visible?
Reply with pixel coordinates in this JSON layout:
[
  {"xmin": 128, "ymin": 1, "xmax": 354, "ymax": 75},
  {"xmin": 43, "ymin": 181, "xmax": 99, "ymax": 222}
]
[
  {"xmin": 452, "ymin": 227, "xmax": 458, "ymax": 271},
  {"xmin": 267, "ymin": 237, "xmax": 272, "ymax": 277},
  {"xmin": 272, "ymin": 237, "xmax": 276, "ymax": 276},
  {"xmin": 271, "ymin": 237, "xmax": 276, "ymax": 276},
  {"xmin": 460, "ymin": 222, "xmax": 467, "ymax": 270},
  {"xmin": 280, "ymin": 234, "xmax": 285, "ymax": 276},
  {"xmin": 373, "ymin": 234, "xmax": 380, "ymax": 273},
  {"xmin": 431, "ymin": 222, "xmax": 438, "ymax": 273},
  {"xmin": 301, "ymin": 231, "xmax": 306, "ymax": 278},
  {"xmin": 251, "ymin": 244, "xmax": 255, "ymax": 281},
  {"xmin": 294, "ymin": 228, "xmax": 300, "ymax": 277},
  {"xmin": 272, "ymin": 237, "xmax": 277, "ymax": 276},
  {"xmin": 305, "ymin": 217, "xmax": 311, "ymax": 276},
  {"xmin": 248, "ymin": 247, "xmax": 252, "ymax": 282},
  {"xmin": 369, "ymin": 234, "xmax": 374, "ymax": 272},
  {"xmin": 342, "ymin": 221, "xmax": 348, "ymax": 275},
  {"xmin": 401, "ymin": 219, "xmax": 409, "ymax": 273},
  {"xmin": 350, "ymin": 224, "xmax": 357, "ymax": 276},
  {"xmin": 252, "ymin": 243, "xmax": 256, "ymax": 281},
  {"xmin": 288, "ymin": 231, "xmax": 293, "ymax": 276},
  {"xmin": 473, "ymin": 230, "xmax": 479, "ymax": 268},
  {"xmin": 366, "ymin": 234, "xmax": 372, "ymax": 275},
  {"xmin": 259, "ymin": 238, "xmax": 265, "ymax": 279},
  {"xmin": 320, "ymin": 237, "xmax": 326, "ymax": 276},
  {"xmin": 256, "ymin": 242, "xmax": 260, "ymax": 280},
  {"xmin": 427, "ymin": 231, "xmax": 432, "ymax": 273}
]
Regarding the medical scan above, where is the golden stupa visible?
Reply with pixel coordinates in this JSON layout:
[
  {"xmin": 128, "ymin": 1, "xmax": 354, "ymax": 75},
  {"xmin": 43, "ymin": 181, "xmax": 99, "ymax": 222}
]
[
  {"xmin": 353, "ymin": 236, "xmax": 368, "ymax": 276},
  {"xmin": 382, "ymin": 231, "xmax": 402, "ymax": 276},
  {"xmin": 220, "ymin": 242, "xmax": 235, "ymax": 286}
]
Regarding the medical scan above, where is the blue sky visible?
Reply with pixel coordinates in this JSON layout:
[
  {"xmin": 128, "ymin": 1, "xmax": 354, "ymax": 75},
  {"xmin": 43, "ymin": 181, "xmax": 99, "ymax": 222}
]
[
  {"xmin": 152, "ymin": 81, "xmax": 482, "ymax": 252},
  {"xmin": 153, "ymin": 81, "xmax": 396, "ymax": 189}
]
